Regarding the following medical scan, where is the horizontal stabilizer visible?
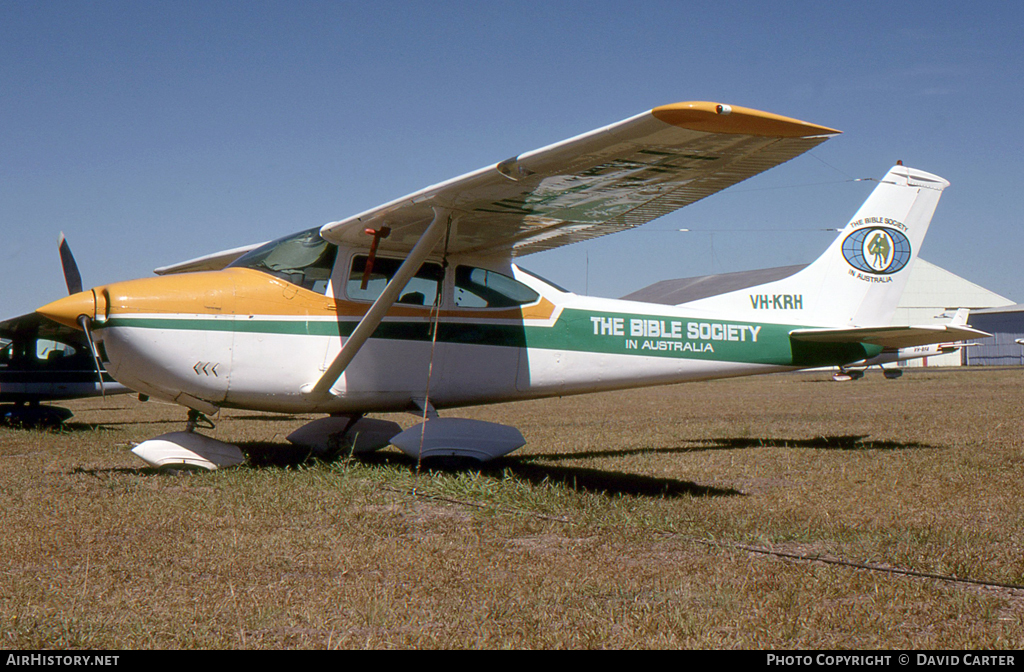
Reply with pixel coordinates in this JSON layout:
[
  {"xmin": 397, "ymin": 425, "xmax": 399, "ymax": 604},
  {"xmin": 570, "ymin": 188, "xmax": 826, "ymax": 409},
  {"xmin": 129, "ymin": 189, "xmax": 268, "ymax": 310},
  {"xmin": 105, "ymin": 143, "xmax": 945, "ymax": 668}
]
[{"xmin": 790, "ymin": 324, "xmax": 990, "ymax": 350}]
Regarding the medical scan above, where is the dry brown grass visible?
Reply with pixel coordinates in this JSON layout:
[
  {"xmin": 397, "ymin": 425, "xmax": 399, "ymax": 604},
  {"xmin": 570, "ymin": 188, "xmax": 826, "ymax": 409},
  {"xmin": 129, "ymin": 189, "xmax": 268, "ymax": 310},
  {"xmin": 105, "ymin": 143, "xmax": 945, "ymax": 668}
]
[{"xmin": 1, "ymin": 367, "xmax": 1022, "ymax": 649}]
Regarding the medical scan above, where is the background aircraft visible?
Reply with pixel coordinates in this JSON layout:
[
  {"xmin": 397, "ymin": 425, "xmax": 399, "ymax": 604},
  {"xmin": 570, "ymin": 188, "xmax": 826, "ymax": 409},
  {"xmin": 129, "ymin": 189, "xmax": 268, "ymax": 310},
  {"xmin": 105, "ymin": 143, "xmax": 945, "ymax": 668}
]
[
  {"xmin": 0, "ymin": 235, "xmax": 130, "ymax": 426},
  {"xmin": 831, "ymin": 309, "xmax": 975, "ymax": 380},
  {"xmin": 35, "ymin": 102, "xmax": 989, "ymax": 469},
  {"xmin": 0, "ymin": 312, "xmax": 126, "ymax": 425},
  {"xmin": 831, "ymin": 342, "xmax": 969, "ymax": 381}
]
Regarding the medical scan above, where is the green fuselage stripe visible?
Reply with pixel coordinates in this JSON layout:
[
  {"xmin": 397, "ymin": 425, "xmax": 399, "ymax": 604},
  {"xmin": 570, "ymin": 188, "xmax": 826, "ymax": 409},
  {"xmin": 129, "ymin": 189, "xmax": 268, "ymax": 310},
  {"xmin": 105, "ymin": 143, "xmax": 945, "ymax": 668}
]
[{"xmin": 101, "ymin": 310, "xmax": 880, "ymax": 368}]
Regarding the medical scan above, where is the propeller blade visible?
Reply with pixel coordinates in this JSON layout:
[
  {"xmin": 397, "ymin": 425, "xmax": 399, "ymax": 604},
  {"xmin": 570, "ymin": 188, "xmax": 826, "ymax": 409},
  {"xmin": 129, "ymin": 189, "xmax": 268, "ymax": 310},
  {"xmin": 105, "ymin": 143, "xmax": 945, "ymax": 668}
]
[
  {"xmin": 58, "ymin": 234, "xmax": 105, "ymax": 396},
  {"xmin": 58, "ymin": 232, "xmax": 83, "ymax": 295},
  {"xmin": 77, "ymin": 315, "xmax": 106, "ymax": 398}
]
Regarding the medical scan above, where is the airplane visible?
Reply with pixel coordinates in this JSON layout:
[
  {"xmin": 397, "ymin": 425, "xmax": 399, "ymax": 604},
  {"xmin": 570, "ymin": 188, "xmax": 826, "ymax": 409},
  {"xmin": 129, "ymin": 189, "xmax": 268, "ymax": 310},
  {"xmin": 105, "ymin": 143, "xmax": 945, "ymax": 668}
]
[
  {"xmin": 830, "ymin": 309, "xmax": 974, "ymax": 380},
  {"xmin": 0, "ymin": 312, "xmax": 124, "ymax": 425},
  {"xmin": 34, "ymin": 101, "xmax": 990, "ymax": 470},
  {"xmin": 831, "ymin": 342, "xmax": 966, "ymax": 381}
]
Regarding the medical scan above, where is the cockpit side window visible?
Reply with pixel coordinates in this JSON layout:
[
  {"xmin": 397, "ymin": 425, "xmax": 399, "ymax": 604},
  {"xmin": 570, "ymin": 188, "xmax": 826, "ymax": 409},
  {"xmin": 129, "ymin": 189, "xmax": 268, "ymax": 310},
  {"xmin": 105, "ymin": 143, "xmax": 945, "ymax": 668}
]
[
  {"xmin": 347, "ymin": 255, "xmax": 444, "ymax": 306},
  {"xmin": 0, "ymin": 338, "xmax": 11, "ymax": 368},
  {"xmin": 453, "ymin": 266, "xmax": 540, "ymax": 308},
  {"xmin": 227, "ymin": 227, "xmax": 338, "ymax": 293},
  {"xmin": 36, "ymin": 339, "xmax": 77, "ymax": 363}
]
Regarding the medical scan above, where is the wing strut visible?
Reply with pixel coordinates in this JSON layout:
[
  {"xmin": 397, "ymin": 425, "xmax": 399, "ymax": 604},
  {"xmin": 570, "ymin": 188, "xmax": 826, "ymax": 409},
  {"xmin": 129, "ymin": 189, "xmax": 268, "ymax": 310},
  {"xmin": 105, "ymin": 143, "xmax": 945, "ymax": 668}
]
[{"xmin": 306, "ymin": 207, "xmax": 451, "ymax": 397}]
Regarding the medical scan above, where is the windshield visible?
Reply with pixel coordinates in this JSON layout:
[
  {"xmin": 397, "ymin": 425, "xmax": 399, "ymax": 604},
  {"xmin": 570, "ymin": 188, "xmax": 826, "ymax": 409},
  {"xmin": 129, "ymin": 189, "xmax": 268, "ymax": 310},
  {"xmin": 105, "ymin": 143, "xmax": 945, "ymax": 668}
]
[{"xmin": 228, "ymin": 227, "xmax": 338, "ymax": 293}]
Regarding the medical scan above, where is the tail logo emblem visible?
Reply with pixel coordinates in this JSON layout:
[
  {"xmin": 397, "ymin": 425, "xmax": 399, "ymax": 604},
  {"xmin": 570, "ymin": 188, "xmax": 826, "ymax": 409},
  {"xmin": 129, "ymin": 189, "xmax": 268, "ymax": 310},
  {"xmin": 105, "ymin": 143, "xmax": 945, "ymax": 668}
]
[{"xmin": 841, "ymin": 227, "xmax": 911, "ymax": 275}]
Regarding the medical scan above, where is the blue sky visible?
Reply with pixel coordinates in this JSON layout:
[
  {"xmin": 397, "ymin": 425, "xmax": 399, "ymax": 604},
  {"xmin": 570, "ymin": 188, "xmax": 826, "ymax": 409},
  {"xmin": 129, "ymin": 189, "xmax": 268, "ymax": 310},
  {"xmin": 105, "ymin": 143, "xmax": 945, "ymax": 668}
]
[{"xmin": 3, "ymin": 1, "xmax": 1022, "ymax": 317}]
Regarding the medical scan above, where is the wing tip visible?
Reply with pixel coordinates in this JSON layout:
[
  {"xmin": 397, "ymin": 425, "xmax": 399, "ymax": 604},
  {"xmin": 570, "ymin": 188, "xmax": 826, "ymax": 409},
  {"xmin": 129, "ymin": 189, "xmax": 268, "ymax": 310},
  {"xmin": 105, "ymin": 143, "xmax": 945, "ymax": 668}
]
[{"xmin": 652, "ymin": 101, "xmax": 841, "ymax": 138}]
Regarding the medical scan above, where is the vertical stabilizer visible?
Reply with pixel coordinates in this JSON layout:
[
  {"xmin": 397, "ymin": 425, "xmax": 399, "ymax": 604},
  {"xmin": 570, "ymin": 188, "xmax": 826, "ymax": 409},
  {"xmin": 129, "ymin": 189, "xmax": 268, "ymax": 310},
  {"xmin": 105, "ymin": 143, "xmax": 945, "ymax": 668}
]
[{"xmin": 680, "ymin": 165, "xmax": 950, "ymax": 327}]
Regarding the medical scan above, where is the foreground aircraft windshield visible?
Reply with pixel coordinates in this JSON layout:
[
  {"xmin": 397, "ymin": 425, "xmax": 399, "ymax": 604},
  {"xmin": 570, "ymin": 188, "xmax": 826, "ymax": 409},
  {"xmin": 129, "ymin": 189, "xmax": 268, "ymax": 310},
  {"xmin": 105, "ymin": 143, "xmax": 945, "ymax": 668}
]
[{"xmin": 228, "ymin": 227, "xmax": 338, "ymax": 292}]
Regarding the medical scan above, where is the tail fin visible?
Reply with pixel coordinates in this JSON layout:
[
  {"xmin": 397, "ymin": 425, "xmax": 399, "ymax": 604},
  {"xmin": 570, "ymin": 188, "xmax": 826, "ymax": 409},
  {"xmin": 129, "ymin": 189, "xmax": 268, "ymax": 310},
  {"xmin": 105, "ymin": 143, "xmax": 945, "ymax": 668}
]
[
  {"xmin": 680, "ymin": 164, "xmax": 950, "ymax": 327},
  {"xmin": 948, "ymin": 307, "xmax": 970, "ymax": 326}
]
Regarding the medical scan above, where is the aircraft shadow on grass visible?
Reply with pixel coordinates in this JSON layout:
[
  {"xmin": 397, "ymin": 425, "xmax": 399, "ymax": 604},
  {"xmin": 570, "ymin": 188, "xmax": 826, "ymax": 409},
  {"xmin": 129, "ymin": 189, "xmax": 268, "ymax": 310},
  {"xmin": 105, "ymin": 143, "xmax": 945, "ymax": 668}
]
[
  {"xmin": 484, "ymin": 460, "xmax": 742, "ymax": 498},
  {"xmin": 236, "ymin": 441, "xmax": 742, "ymax": 499},
  {"xmin": 67, "ymin": 434, "xmax": 929, "ymax": 499},
  {"xmin": 534, "ymin": 435, "xmax": 935, "ymax": 462}
]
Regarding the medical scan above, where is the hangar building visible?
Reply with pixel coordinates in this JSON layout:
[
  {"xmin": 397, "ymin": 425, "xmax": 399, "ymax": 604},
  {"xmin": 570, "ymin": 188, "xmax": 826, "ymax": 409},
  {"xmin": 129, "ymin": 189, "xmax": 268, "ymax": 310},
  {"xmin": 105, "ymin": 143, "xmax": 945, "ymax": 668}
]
[
  {"xmin": 891, "ymin": 260, "xmax": 1015, "ymax": 366},
  {"xmin": 965, "ymin": 305, "xmax": 1024, "ymax": 366}
]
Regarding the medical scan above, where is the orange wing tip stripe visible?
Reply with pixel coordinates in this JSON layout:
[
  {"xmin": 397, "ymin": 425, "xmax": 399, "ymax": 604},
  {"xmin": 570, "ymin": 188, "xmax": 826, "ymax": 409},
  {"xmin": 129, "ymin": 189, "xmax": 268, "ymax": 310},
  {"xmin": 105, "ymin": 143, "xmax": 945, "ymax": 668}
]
[{"xmin": 652, "ymin": 101, "xmax": 841, "ymax": 138}]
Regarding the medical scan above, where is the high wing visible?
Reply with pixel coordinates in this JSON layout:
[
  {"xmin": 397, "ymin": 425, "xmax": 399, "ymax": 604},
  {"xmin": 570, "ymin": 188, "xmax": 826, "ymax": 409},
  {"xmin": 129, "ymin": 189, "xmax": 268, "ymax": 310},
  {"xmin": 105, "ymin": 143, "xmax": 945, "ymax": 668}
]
[
  {"xmin": 318, "ymin": 101, "xmax": 840, "ymax": 257},
  {"xmin": 309, "ymin": 101, "xmax": 839, "ymax": 397},
  {"xmin": 790, "ymin": 324, "xmax": 991, "ymax": 350}
]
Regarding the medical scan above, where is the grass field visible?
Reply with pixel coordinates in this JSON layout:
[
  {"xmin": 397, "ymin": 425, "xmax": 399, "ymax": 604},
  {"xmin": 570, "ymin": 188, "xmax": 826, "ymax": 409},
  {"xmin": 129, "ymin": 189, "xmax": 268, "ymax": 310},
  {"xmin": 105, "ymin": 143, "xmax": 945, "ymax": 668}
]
[{"xmin": 1, "ymin": 367, "xmax": 1022, "ymax": 649}]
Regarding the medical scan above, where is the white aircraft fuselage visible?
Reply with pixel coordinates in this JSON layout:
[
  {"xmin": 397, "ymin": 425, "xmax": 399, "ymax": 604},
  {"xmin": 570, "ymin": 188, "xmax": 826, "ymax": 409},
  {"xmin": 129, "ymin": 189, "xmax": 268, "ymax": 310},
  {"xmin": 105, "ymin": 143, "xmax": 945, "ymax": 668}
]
[
  {"xmin": 37, "ymin": 251, "xmax": 870, "ymax": 418},
  {"xmin": 36, "ymin": 163, "xmax": 985, "ymax": 427}
]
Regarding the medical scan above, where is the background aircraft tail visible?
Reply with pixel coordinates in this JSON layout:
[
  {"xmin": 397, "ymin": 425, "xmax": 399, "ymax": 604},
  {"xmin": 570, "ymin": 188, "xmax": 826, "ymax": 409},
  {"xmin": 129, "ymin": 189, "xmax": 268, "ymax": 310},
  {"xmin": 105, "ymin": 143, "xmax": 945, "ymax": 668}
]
[{"xmin": 680, "ymin": 164, "xmax": 950, "ymax": 327}]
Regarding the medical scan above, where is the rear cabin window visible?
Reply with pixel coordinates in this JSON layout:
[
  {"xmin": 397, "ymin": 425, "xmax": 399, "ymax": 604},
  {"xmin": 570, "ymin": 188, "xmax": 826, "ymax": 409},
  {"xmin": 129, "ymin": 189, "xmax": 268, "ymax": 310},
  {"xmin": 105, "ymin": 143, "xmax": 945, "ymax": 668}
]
[
  {"xmin": 347, "ymin": 256, "xmax": 444, "ymax": 306},
  {"xmin": 228, "ymin": 227, "xmax": 338, "ymax": 293},
  {"xmin": 453, "ymin": 266, "xmax": 540, "ymax": 308}
]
